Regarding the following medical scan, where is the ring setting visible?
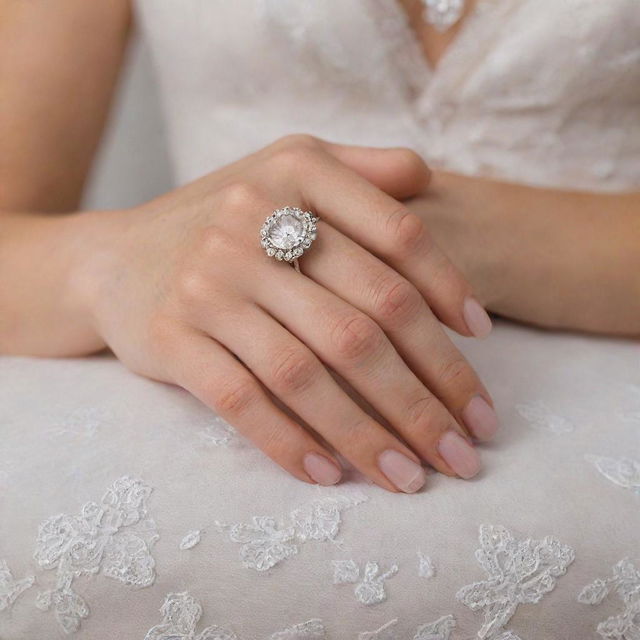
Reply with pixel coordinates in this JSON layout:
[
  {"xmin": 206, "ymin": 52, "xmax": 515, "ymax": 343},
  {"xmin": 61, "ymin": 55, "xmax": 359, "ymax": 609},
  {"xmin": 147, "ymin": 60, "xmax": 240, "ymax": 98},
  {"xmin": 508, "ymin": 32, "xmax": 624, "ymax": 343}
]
[{"xmin": 260, "ymin": 206, "xmax": 319, "ymax": 262}]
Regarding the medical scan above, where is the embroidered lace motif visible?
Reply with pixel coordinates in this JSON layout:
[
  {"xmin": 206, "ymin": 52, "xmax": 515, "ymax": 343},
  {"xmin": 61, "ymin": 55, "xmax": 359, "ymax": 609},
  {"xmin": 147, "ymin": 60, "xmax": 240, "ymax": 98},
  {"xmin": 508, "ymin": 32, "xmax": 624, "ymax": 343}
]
[
  {"xmin": 46, "ymin": 406, "xmax": 123, "ymax": 441},
  {"xmin": 197, "ymin": 416, "xmax": 238, "ymax": 447},
  {"xmin": 180, "ymin": 530, "xmax": 203, "ymax": 550},
  {"xmin": 417, "ymin": 551, "xmax": 436, "ymax": 578},
  {"xmin": 215, "ymin": 489, "xmax": 368, "ymax": 571},
  {"xmin": 34, "ymin": 476, "xmax": 158, "ymax": 634},
  {"xmin": 357, "ymin": 615, "xmax": 456, "ymax": 640},
  {"xmin": 332, "ymin": 560, "xmax": 398, "ymax": 606},
  {"xmin": 578, "ymin": 558, "xmax": 640, "ymax": 640},
  {"xmin": 0, "ymin": 559, "xmax": 34, "ymax": 612},
  {"xmin": 456, "ymin": 524, "xmax": 575, "ymax": 639},
  {"xmin": 585, "ymin": 455, "xmax": 640, "ymax": 495},
  {"xmin": 145, "ymin": 592, "xmax": 326, "ymax": 639},
  {"xmin": 515, "ymin": 402, "xmax": 575, "ymax": 434}
]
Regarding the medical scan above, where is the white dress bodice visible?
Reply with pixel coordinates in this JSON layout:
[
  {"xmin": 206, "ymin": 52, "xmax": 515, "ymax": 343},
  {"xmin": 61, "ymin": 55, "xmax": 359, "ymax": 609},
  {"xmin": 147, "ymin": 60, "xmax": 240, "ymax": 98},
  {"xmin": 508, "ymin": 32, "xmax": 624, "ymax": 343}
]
[
  {"xmin": 135, "ymin": 0, "xmax": 640, "ymax": 192},
  {"xmin": 1, "ymin": 3, "xmax": 639, "ymax": 640}
]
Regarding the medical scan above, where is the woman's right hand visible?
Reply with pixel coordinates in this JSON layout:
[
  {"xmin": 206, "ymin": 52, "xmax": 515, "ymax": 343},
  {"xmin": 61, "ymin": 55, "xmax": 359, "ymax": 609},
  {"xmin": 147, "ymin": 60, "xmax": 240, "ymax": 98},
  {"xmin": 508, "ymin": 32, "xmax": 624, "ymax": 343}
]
[{"xmin": 81, "ymin": 135, "xmax": 499, "ymax": 493}]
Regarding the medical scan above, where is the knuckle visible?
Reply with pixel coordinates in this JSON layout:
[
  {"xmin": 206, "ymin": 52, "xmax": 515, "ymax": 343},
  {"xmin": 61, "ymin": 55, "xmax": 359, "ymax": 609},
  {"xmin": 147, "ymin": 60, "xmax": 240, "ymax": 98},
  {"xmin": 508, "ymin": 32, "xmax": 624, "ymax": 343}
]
[
  {"xmin": 174, "ymin": 266, "xmax": 210, "ymax": 304},
  {"xmin": 331, "ymin": 313, "xmax": 384, "ymax": 362},
  {"xmin": 274, "ymin": 133, "xmax": 321, "ymax": 151},
  {"xmin": 338, "ymin": 415, "xmax": 373, "ymax": 449},
  {"xmin": 270, "ymin": 348, "xmax": 320, "ymax": 395},
  {"xmin": 211, "ymin": 376, "xmax": 257, "ymax": 417},
  {"xmin": 372, "ymin": 275, "xmax": 423, "ymax": 326},
  {"xmin": 258, "ymin": 422, "xmax": 294, "ymax": 460},
  {"xmin": 218, "ymin": 181, "xmax": 262, "ymax": 212},
  {"xmin": 269, "ymin": 138, "xmax": 321, "ymax": 173},
  {"xmin": 386, "ymin": 207, "xmax": 430, "ymax": 256},
  {"xmin": 394, "ymin": 147, "xmax": 428, "ymax": 176},
  {"xmin": 405, "ymin": 394, "xmax": 440, "ymax": 429},
  {"xmin": 196, "ymin": 225, "xmax": 231, "ymax": 256},
  {"xmin": 437, "ymin": 357, "xmax": 474, "ymax": 390}
]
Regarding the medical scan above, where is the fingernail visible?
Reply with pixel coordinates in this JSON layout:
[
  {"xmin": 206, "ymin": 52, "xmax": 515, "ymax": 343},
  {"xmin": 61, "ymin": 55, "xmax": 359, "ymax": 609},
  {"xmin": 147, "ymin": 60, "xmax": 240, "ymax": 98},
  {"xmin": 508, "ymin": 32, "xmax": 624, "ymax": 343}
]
[
  {"xmin": 463, "ymin": 296, "xmax": 492, "ymax": 338},
  {"xmin": 303, "ymin": 452, "xmax": 342, "ymax": 485},
  {"xmin": 462, "ymin": 396, "xmax": 500, "ymax": 441},
  {"xmin": 378, "ymin": 449, "xmax": 426, "ymax": 493},
  {"xmin": 437, "ymin": 430, "xmax": 481, "ymax": 479}
]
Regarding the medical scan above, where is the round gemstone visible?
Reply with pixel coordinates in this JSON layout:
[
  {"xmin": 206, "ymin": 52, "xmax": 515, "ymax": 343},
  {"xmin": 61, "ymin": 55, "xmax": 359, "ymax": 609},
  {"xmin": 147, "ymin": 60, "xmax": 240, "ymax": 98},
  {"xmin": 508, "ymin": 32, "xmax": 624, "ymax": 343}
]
[{"xmin": 268, "ymin": 213, "xmax": 304, "ymax": 250}]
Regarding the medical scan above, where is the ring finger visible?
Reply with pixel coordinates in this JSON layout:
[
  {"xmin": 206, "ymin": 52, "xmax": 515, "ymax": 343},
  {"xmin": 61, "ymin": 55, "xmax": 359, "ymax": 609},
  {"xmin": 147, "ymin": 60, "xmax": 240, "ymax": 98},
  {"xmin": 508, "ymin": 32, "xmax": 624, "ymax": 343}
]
[
  {"xmin": 206, "ymin": 302, "xmax": 428, "ymax": 493},
  {"xmin": 251, "ymin": 258, "xmax": 482, "ymax": 479}
]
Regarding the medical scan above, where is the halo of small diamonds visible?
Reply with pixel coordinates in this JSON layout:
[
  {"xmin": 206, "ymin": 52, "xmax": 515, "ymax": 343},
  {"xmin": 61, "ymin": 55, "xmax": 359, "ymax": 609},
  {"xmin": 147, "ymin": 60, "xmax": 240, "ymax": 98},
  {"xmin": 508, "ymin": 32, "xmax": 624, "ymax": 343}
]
[{"xmin": 260, "ymin": 206, "xmax": 319, "ymax": 262}]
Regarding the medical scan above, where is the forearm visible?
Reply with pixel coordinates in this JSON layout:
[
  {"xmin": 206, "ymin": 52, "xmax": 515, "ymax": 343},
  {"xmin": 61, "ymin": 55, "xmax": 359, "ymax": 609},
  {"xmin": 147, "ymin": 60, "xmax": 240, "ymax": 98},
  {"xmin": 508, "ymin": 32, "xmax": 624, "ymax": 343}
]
[
  {"xmin": 0, "ymin": 210, "xmax": 111, "ymax": 356},
  {"xmin": 412, "ymin": 172, "xmax": 640, "ymax": 336}
]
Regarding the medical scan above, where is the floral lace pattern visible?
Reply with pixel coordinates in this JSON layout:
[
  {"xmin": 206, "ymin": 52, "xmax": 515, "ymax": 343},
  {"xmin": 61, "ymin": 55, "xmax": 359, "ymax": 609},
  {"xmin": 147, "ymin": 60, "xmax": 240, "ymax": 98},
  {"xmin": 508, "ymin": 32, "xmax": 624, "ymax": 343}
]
[
  {"xmin": 417, "ymin": 551, "xmax": 436, "ymax": 579},
  {"xmin": 578, "ymin": 558, "xmax": 640, "ymax": 639},
  {"xmin": 0, "ymin": 559, "xmax": 34, "ymax": 612},
  {"xmin": 515, "ymin": 402, "xmax": 575, "ymax": 434},
  {"xmin": 585, "ymin": 455, "xmax": 640, "ymax": 496},
  {"xmin": 332, "ymin": 560, "xmax": 399, "ymax": 606},
  {"xmin": 456, "ymin": 524, "xmax": 575, "ymax": 639},
  {"xmin": 34, "ymin": 476, "xmax": 158, "ymax": 634},
  {"xmin": 357, "ymin": 615, "xmax": 456, "ymax": 640},
  {"xmin": 215, "ymin": 490, "xmax": 368, "ymax": 571},
  {"xmin": 145, "ymin": 592, "xmax": 326, "ymax": 639},
  {"xmin": 197, "ymin": 416, "xmax": 239, "ymax": 447},
  {"xmin": 180, "ymin": 530, "xmax": 203, "ymax": 550}
]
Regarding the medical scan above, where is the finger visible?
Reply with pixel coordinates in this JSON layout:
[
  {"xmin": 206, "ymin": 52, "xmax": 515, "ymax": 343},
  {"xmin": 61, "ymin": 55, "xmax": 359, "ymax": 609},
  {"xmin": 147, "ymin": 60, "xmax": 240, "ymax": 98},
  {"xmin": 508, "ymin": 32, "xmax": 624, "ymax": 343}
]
[
  {"xmin": 203, "ymin": 302, "xmax": 427, "ymax": 494},
  {"xmin": 251, "ymin": 261, "xmax": 482, "ymax": 480},
  {"xmin": 265, "ymin": 139, "xmax": 492, "ymax": 338},
  {"xmin": 315, "ymin": 139, "xmax": 431, "ymax": 200},
  {"xmin": 160, "ymin": 328, "xmax": 344, "ymax": 487},
  {"xmin": 301, "ymin": 223, "xmax": 499, "ymax": 441}
]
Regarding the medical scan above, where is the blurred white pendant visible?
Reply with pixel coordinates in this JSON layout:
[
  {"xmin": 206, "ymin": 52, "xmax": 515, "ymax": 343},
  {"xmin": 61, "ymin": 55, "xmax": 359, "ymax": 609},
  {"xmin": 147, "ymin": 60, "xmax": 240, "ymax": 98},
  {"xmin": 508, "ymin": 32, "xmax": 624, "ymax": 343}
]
[{"xmin": 422, "ymin": 0, "xmax": 466, "ymax": 32}]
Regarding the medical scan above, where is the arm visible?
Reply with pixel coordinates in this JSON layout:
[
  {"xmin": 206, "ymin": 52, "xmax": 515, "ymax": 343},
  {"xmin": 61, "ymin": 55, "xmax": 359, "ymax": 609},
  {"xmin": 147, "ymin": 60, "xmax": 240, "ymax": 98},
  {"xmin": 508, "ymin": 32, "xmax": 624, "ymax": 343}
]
[
  {"xmin": 0, "ymin": 0, "xmax": 132, "ymax": 354},
  {"xmin": 408, "ymin": 171, "xmax": 640, "ymax": 336}
]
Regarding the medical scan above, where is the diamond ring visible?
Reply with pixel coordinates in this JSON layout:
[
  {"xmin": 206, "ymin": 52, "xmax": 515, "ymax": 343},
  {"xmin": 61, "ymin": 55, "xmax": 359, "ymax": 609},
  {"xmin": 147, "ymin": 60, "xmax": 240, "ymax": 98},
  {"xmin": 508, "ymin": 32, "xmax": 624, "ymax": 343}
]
[{"xmin": 260, "ymin": 207, "xmax": 319, "ymax": 269}]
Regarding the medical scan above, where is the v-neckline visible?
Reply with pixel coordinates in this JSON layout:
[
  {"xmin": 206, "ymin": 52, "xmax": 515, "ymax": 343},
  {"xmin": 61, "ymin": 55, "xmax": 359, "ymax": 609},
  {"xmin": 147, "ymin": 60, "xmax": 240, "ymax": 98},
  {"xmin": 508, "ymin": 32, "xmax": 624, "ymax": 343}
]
[
  {"xmin": 398, "ymin": 0, "xmax": 481, "ymax": 74},
  {"xmin": 369, "ymin": 0, "xmax": 512, "ymax": 105}
]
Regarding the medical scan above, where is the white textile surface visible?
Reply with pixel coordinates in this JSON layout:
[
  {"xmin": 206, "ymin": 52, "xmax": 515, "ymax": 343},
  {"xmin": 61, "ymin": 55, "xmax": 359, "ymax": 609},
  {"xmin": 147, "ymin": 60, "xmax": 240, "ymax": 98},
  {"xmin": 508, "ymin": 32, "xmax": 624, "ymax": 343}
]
[
  {"xmin": 0, "ymin": 323, "xmax": 638, "ymax": 638},
  {"xmin": 2, "ymin": 1, "xmax": 639, "ymax": 638}
]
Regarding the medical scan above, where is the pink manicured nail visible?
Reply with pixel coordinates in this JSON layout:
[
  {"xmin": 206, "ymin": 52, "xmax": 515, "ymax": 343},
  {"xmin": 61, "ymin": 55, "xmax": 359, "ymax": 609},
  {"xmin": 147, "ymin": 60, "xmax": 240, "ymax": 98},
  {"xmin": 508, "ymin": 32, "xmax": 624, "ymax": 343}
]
[
  {"xmin": 378, "ymin": 449, "xmax": 426, "ymax": 493},
  {"xmin": 438, "ymin": 430, "xmax": 481, "ymax": 479},
  {"xmin": 463, "ymin": 396, "xmax": 500, "ymax": 441},
  {"xmin": 463, "ymin": 296, "xmax": 493, "ymax": 338},
  {"xmin": 303, "ymin": 453, "xmax": 342, "ymax": 486}
]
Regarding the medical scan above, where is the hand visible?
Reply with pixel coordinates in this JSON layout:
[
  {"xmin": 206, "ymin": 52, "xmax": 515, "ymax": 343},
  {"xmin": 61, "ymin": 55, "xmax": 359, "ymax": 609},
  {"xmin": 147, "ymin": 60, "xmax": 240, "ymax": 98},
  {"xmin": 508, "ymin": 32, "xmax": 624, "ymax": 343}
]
[{"xmin": 82, "ymin": 135, "xmax": 498, "ymax": 492}]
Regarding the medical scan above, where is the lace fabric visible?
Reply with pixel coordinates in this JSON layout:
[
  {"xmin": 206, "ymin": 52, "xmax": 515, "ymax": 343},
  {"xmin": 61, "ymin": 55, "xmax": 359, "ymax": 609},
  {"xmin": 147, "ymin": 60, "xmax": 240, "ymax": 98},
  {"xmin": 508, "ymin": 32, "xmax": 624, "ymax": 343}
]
[
  {"xmin": 33, "ymin": 476, "xmax": 159, "ymax": 634},
  {"xmin": 578, "ymin": 559, "xmax": 640, "ymax": 640},
  {"xmin": 456, "ymin": 524, "xmax": 575, "ymax": 639}
]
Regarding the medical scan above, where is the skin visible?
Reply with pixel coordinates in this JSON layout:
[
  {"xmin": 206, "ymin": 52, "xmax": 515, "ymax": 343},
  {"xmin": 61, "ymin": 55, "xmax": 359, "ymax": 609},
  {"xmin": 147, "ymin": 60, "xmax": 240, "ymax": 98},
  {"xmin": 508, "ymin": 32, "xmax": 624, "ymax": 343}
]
[{"xmin": 0, "ymin": 1, "xmax": 637, "ymax": 490}]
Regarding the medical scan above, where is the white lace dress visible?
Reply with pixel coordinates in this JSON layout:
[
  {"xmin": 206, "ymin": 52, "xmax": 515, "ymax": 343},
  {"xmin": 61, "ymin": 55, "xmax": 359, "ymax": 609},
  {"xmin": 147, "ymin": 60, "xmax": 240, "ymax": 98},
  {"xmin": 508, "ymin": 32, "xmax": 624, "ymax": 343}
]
[{"xmin": 1, "ymin": 2, "xmax": 639, "ymax": 639}]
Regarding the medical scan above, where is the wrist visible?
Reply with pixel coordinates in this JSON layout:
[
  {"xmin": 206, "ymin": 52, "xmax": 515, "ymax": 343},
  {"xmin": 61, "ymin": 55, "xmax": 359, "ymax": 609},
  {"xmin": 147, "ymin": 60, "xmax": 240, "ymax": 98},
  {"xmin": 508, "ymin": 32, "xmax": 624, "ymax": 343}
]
[{"xmin": 65, "ymin": 207, "xmax": 138, "ymax": 347}]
